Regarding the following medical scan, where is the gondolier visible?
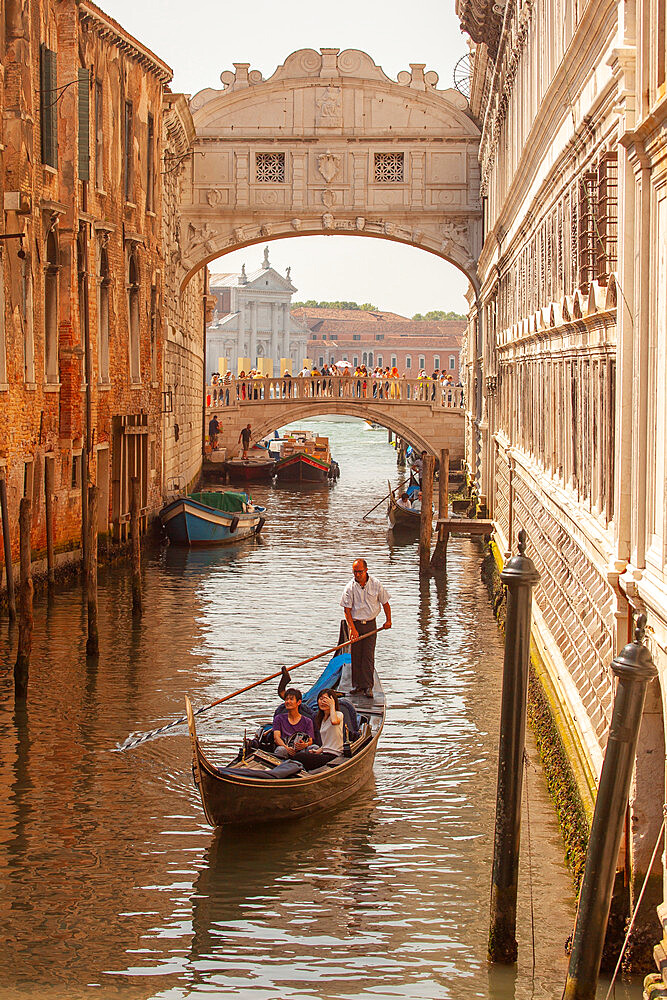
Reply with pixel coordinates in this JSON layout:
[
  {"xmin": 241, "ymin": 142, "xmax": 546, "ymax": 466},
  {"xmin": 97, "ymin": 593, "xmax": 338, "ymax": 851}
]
[{"xmin": 341, "ymin": 559, "xmax": 391, "ymax": 698}]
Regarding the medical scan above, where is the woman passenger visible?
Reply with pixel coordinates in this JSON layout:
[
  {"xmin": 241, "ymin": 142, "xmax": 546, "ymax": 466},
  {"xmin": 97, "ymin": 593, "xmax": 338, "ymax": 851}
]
[{"xmin": 293, "ymin": 689, "xmax": 345, "ymax": 771}]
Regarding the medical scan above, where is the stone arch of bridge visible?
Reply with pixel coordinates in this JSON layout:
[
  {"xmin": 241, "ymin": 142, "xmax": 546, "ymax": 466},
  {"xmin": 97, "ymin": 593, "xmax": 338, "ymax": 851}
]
[
  {"xmin": 175, "ymin": 47, "xmax": 482, "ymax": 295},
  {"xmin": 217, "ymin": 400, "xmax": 463, "ymax": 460}
]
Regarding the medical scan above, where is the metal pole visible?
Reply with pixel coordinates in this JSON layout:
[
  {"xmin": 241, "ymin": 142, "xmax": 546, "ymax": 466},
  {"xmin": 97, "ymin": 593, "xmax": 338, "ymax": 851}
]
[
  {"xmin": 0, "ymin": 471, "xmax": 16, "ymax": 619},
  {"xmin": 488, "ymin": 528, "xmax": 540, "ymax": 962},
  {"xmin": 419, "ymin": 454, "xmax": 435, "ymax": 576},
  {"xmin": 563, "ymin": 614, "xmax": 658, "ymax": 1000}
]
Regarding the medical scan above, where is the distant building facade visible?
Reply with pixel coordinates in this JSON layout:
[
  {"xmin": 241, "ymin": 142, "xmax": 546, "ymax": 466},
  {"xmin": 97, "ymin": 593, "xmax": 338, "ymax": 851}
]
[
  {"xmin": 296, "ymin": 307, "xmax": 464, "ymax": 379},
  {"xmin": 206, "ymin": 248, "xmax": 309, "ymax": 377}
]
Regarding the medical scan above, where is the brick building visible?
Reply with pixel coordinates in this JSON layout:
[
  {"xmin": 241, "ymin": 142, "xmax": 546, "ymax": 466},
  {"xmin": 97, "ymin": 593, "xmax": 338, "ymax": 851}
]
[
  {"xmin": 294, "ymin": 307, "xmax": 464, "ymax": 379},
  {"xmin": 0, "ymin": 0, "xmax": 205, "ymax": 591}
]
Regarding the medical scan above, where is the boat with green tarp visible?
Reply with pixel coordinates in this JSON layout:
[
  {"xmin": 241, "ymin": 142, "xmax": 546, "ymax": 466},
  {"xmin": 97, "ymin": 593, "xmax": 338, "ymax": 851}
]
[{"xmin": 160, "ymin": 490, "xmax": 266, "ymax": 546}]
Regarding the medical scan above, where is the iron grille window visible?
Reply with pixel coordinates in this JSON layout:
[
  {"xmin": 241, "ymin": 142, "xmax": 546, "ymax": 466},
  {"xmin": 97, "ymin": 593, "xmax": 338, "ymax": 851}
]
[
  {"xmin": 375, "ymin": 333, "xmax": 384, "ymax": 340},
  {"xmin": 596, "ymin": 153, "xmax": 618, "ymax": 284},
  {"xmin": 352, "ymin": 334, "xmax": 361, "ymax": 341},
  {"xmin": 374, "ymin": 152, "xmax": 404, "ymax": 183},
  {"xmin": 256, "ymin": 152, "xmax": 285, "ymax": 183},
  {"xmin": 40, "ymin": 44, "xmax": 58, "ymax": 168},
  {"xmin": 578, "ymin": 171, "xmax": 597, "ymax": 292}
]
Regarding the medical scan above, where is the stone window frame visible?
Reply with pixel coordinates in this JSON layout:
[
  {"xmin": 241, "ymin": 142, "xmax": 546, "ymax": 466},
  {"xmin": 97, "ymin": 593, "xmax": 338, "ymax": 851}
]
[
  {"xmin": 255, "ymin": 151, "xmax": 286, "ymax": 184},
  {"xmin": 419, "ymin": 355, "xmax": 425, "ymax": 370},
  {"xmin": 126, "ymin": 246, "xmax": 141, "ymax": 384},
  {"xmin": 449, "ymin": 355, "xmax": 456, "ymax": 370},
  {"xmin": 44, "ymin": 227, "xmax": 60, "ymax": 384},
  {"xmin": 71, "ymin": 450, "xmax": 82, "ymax": 492},
  {"xmin": 97, "ymin": 241, "xmax": 111, "ymax": 385},
  {"xmin": 374, "ymin": 151, "xmax": 405, "ymax": 184},
  {"xmin": 434, "ymin": 355, "xmax": 440, "ymax": 370}
]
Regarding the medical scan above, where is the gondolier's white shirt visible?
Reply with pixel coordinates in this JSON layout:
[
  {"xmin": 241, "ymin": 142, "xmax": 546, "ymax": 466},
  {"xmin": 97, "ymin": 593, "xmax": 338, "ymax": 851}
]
[{"xmin": 340, "ymin": 575, "xmax": 391, "ymax": 621}]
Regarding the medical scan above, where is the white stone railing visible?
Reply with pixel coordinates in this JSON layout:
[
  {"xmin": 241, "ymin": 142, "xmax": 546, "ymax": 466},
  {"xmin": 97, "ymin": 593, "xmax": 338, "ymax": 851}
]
[{"xmin": 206, "ymin": 376, "xmax": 465, "ymax": 409}]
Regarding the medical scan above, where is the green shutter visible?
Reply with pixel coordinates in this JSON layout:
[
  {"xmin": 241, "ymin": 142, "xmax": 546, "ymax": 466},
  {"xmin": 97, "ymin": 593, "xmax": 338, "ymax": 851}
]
[
  {"xmin": 78, "ymin": 68, "xmax": 90, "ymax": 181},
  {"xmin": 40, "ymin": 44, "xmax": 58, "ymax": 168}
]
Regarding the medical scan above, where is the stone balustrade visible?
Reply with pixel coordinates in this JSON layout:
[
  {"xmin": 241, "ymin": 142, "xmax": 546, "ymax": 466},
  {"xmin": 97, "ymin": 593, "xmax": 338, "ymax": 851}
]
[{"xmin": 206, "ymin": 376, "xmax": 465, "ymax": 409}]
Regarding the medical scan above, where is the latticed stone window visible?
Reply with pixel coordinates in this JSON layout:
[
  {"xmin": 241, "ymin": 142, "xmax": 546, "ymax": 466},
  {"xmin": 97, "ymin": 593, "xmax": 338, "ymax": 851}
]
[
  {"xmin": 256, "ymin": 152, "xmax": 285, "ymax": 183},
  {"xmin": 374, "ymin": 152, "xmax": 404, "ymax": 183}
]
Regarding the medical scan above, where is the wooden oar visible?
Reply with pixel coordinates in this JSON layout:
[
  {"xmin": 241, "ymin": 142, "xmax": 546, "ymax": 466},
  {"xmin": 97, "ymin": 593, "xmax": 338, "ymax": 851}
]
[
  {"xmin": 362, "ymin": 477, "xmax": 410, "ymax": 520},
  {"xmin": 116, "ymin": 626, "xmax": 385, "ymax": 751}
]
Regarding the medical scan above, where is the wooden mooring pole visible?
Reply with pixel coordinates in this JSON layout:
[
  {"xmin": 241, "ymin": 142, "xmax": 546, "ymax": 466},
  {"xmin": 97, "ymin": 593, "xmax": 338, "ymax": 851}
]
[
  {"xmin": 14, "ymin": 498, "xmax": 33, "ymax": 698},
  {"xmin": 86, "ymin": 484, "xmax": 99, "ymax": 656},
  {"xmin": 488, "ymin": 529, "xmax": 540, "ymax": 962},
  {"xmin": 45, "ymin": 457, "xmax": 55, "ymax": 589},
  {"xmin": 130, "ymin": 476, "xmax": 142, "ymax": 616},
  {"xmin": 563, "ymin": 615, "xmax": 657, "ymax": 1000},
  {"xmin": 418, "ymin": 454, "xmax": 435, "ymax": 576},
  {"xmin": 0, "ymin": 470, "xmax": 16, "ymax": 619},
  {"xmin": 431, "ymin": 448, "xmax": 449, "ymax": 572}
]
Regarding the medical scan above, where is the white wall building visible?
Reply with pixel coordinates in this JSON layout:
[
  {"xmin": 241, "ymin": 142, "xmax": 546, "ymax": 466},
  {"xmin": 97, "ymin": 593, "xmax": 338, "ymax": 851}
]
[{"xmin": 206, "ymin": 247, "xmax": 309, "ymax": 377}]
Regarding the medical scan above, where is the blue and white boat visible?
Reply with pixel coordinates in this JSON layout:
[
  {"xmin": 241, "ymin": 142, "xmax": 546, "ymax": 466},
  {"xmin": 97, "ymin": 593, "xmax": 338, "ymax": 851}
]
[{"xmin": 160, "ymin": 490, "xmax": 265, "ymax": 547}]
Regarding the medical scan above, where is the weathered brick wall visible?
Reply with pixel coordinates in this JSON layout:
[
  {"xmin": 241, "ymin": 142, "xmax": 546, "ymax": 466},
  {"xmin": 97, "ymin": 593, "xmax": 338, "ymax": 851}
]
[
  {"xmin": 0, "ymin": 0, "xmax": 177, "ymax": 589},
  {"xmin": 162, "ymin": 94, "xmax": 205, "ymax": 496}
]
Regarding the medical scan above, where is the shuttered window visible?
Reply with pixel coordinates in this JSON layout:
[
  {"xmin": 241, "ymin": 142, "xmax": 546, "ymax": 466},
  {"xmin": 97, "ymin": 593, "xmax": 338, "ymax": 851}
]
[
  {"xmin": 124, "ymin": 101, "xmax": 133, "ymax": 202},
  {"xmin": 40, "ymin": 44, "xmax": 58, "ymax": 168},
  {"xmin": 78, "ymin": 68, "xmax": 90, "ymax": 181},
  {"xmin": 146, "ymin": 113, "xmax": 154, "ymax": 212}
]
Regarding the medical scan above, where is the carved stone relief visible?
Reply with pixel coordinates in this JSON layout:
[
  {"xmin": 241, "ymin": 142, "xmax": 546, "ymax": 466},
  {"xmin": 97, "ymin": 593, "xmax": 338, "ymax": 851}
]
[{"xmin": 316, "ymin": 87, "xmax": 342, "ymax": 127}]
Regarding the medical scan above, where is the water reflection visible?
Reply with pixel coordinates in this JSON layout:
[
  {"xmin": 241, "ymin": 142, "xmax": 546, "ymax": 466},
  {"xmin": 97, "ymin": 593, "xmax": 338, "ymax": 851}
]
[{"xmin": 0, "ymin": 418, "xmax": 645, "ymax": 999}]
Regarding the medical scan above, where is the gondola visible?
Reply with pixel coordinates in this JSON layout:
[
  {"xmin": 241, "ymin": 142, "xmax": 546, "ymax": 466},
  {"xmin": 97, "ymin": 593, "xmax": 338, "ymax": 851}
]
[
  {"xmin": 387, "ymin": 480, "xmax": 422, "ymax": 531},
  {"xmin": 185, "ymin": 647, "xmax": 385, "ymax": 827}
]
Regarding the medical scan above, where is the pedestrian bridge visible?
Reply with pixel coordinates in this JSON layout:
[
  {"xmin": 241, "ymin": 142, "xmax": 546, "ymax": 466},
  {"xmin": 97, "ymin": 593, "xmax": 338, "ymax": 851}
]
[{"xmin": 205, "ymin": 375, "xmax": 465, "ymax": 461}]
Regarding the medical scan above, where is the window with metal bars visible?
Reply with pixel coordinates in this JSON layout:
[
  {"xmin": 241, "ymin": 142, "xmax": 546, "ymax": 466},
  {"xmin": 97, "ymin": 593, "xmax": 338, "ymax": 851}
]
[
  {"xmin": 256, "ymin": 152, "xmax": 285, "ymax": 183},
  {"xmin": 578, "ymin": 171, "xmax": 597, "ymax": 291},
  {"xmin": 596, "ymin": 153, "xmax": 617, "ymax": 285},
  {"xmin": 374, "ymin": 152, "xmax": 404, "ymax": 183},
  {"xmin": 78, "ymin": 69, "xmax": 90, "ymax": 181}
]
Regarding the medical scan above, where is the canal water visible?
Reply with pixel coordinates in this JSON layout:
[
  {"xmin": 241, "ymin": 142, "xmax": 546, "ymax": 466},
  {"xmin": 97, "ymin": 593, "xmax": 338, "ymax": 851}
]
[{"xmin": 0, "ymin": 419, "xmax": 643, "ymax": 1000}]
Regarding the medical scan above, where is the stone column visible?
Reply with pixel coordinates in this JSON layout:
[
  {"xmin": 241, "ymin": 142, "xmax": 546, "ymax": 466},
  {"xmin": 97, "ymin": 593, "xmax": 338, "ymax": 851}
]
[
  {"xmin": 238, "ymin": 299, "xmax": 246, "ymax": 371},
  {"xmin": 282, "ymin": 302, "xmax": 289, "ymax": 361},
  {"xmin": 271, "ymin": 302, "xmax": 279, "ymax": 369},
  {"xmin": 249, "ymin": 300, "xmax": 257, "ymax": 369}
]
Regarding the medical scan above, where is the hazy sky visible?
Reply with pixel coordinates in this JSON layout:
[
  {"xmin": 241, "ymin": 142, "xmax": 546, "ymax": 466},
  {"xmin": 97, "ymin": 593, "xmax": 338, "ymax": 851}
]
[{"xmin": 101, "ymin": 0, "xmax": 471, "ymax": 316}]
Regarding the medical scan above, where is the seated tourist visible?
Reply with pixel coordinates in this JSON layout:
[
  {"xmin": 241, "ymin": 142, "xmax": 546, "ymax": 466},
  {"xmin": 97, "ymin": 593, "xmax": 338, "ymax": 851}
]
[
  {"xmin": 397, "ymin": 492, "xmax": 412, "ymax": 510},
  {"xmin": 273, "ymin": 688, "xmax": 315, "ymax": 758},
  {"xmin": 411, "ymin": 490, "xmax": 423, "ymax": 512},
  {"xmin": 290, "ymin": 689, "xmax": 344, "ymax": 771}
]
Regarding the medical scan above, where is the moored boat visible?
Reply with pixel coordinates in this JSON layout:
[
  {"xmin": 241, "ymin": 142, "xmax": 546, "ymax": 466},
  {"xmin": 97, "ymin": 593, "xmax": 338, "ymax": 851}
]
[
  {"xmin": 160, "ymin": 490, "xmax": 265, "ymax": 546},
  {"xmin": 221, "ymin": 451, "xmax": 276, "ymax": 482},
  {"xmin": 185, "ymin": 648, "xmax": 384, "ymax": 827},
  {"xmin": 274, "ymin": 432, "xmax": 333, "ymax": 482}
]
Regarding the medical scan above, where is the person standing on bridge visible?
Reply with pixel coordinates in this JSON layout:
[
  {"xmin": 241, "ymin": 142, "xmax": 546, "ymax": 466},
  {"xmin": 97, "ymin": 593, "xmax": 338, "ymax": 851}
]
[
  {"xmin": 239, "ymin": 423, "xmax": 252, "ymax": 460},
  {"xmin": 341, "ymin": 558, "xmax": 392, "ymax": 699},
  {"xmin": 208, "ymin": 414, "xmax": 220, "ymax": 451}
]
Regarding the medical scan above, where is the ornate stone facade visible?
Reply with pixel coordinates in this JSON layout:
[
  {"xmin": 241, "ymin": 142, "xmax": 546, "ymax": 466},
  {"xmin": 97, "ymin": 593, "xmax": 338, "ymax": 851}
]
[
  {"xmin": 177, "ymin": 48, "xmax": 482, "ymax": 291},
  {"xmin": 459, "ymin": 0, "xmax": 667, "ymax": 972}
]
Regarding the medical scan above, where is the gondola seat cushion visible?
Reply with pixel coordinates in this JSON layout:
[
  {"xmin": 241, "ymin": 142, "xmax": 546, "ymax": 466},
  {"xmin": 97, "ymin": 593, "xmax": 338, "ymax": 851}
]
[{"xmin": 217, "ymin": 760, "xmax": 304, "ymax": 780}]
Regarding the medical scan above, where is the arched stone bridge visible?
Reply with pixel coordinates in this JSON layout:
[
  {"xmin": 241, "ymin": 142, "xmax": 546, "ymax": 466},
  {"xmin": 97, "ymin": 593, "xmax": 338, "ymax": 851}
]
[{"xmin": 205, "ymin": 376, "xmax": 465, "ymax": 461}]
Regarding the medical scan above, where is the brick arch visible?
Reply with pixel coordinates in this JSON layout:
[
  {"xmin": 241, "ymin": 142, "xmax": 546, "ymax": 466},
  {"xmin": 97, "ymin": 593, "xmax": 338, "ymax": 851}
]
[{"xmin": 175, "ymin": 47, "xmax": 482, "ymax": 296}]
